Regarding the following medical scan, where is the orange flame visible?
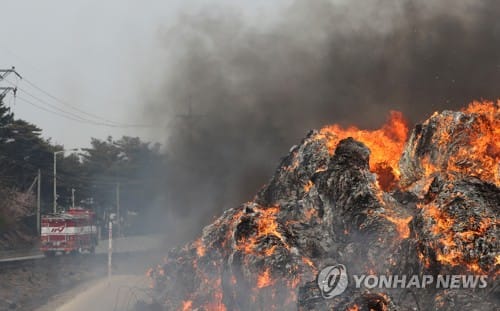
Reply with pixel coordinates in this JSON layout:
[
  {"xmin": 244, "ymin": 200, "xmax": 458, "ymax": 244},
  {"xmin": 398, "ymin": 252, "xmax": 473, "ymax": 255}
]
[
  {"xmin": 314, "ymin": 111, "xmax": 408, "ymax": 191},
  {"xmin": 236, "ymin": 205, "xmax": 287, "ymax": 256},
  {"xmin": 419, "ymin": 203, "xmax": 494, "ymax": 273},
  {"xmin": 257, "ymin": 268, "xmax": 274, "ymax": 288},
  {"xmin": 303, "ymin": 208, "xmax": 317, "ymax": 222},
  {"xmin": 382, "ymin": 214, "xmax": 413, "ymax": 239},
  {"xmin": 302, "ymin": 256, "xmax": 317, "ymax": 273},
  {"xmin": 347, "ymin": 304, "xmax": 360, "ymax": 311},
  {"xmin": 420, "ymin": 101, "xmax": 499, "ymax": 186},
  {"xmin": 304, "ymin": 180, "xmax": 314, "ymax": 193},
  {"xmin": 154, "ymin": 101, "xmax": 498, "ymax": 310},
  {"xmin": 180, "ymin": 300, "xmax": 193, "ymax": 311},
  {"xmin": 194, "ymin": 238, "xmax": 206, "ymax": 257},
  {"xmin": 205, "ymin": 278, "xmax": 227, "ymax": 311}
]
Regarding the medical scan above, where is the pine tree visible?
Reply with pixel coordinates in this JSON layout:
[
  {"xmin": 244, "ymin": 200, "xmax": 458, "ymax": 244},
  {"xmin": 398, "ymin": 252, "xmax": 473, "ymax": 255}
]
[{"xmin": 0, "ymin": 100, "xmax": 14, "ymax": 144}]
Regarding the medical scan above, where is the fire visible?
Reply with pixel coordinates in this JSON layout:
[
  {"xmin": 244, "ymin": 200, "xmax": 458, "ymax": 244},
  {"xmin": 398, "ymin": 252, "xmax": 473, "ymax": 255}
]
[
  {"xmin": 235, "ymin": 205, "xmax": 287, "ymax": 256},
  {"xmin": 205, "ymin": 288, "xmax": 227, "ymax": 311},
  {"xmin": 376, "ymin": 190, "xmax": 413, "ymax": 239},
  {"xmin": 419, "ymin": 203, "xmax": 495, "ymax": 274},
  {"xmin": 190, "ymin": 276, "xmax": 226, "ymax": 311},
  {"xmin": 285, "ymin": 157, "xmax": 300, "ymax": 172},
  {"xmin": 256, "ymin": 268, "xmax": 274, "ymax": 288},
  {"xmin": 420, "ymin": 101, "xmax": 499, "ymax": 186},
  {"xmin": 194, "ymin": 238, "xmax": 206, "ymax": 257},
  {"xmin": 422, "ymin": 204, "xmax": 454, "ymax": 236},
  {"xmin": 382, "ymin": 214, "xmax": 413, "ymax": 239},
  {"xmin": 314, "ymin": 111, "xmax": 408, "ymax": 191},
  {"xmin": 146, "ymin": 268, "xmax": 155, "ymax": 288},
  {"xmin": 313, "ymin": 101, "xmax": 498, "ymax": 190},
  {"xmin": 302, "ymin": 256, "xmax": 317, "ymax": 273},
  {"xmin": 147, "ymin": 101, "xmax": 498, "ymax": 310},
  {"xmin": 263, "ymin": 245, "xmax": 277, "ymax": 256},
  {"xmin": 303, "ymin": 208, "xmax": 317, "ymax": 221},
  {"xmin": 157, "ymin": 266, "xmax": 165, "ymax": 276},
  {"xmin": 347, "ymin": 304, "xmax": 360, "ymax": 311},
  {"xmin": 181, "ymin": 300, "xmax": 193, "ymax": 311},
  {"xmin": 421, "ymin": 204, "xmax": 460, "ymax": 266},
  {"xmin": 256, "ymin": 207, "xmax": 285, "ymax": 240},
  {"xmin": 458, "ymin": 101, "xmax": 499, "ymax": 186},
  {"xmin": 303, "ymin": 180, "xmax": 314, "ymax": 192},
  {"xmin": 287, "ymin": 276, "xmax": 301, "ymax": 291}
]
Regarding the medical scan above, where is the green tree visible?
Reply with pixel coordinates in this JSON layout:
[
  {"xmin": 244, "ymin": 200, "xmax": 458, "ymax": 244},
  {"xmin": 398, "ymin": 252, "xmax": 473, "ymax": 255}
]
[
  {"xmin": 0, "ymin": 99, "xmax": 167, "ymax": 234},
  {"xmin": 0, "ymin": 102, "xmax": 53, "ymax": 191}
]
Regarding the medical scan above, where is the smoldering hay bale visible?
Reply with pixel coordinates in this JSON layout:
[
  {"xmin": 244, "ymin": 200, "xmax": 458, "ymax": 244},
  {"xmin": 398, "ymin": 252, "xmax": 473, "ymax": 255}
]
[{"xmin": 140, "ymin": 102, "xmax": 499, "ymax": 311}]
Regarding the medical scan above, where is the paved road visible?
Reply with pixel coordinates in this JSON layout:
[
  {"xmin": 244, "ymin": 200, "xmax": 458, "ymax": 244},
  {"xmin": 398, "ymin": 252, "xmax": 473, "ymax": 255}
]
[
  {"xmin": 0, "ymin": 253, "xmax": 44, "ymax": 263},
  {"xmin": 1, "ymin": 234, "xmax": 167, "ymax": 310},
  {"xmin": 95, "ymin": 234, "xmax": 166, "ymax": 254},
  {"xmin": 37, "ymin": 275, "xmax": 151, "ymax": 311},
  {"xmin": 0, "ymin": 234, "xmax": 166, "ymax": 263}
]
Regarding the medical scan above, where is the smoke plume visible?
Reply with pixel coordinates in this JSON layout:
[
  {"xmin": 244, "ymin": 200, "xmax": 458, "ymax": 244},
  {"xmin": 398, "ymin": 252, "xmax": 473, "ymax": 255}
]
[{"xmin": 143, "ymin": 0, "xmax": 500, "ymax": 240}]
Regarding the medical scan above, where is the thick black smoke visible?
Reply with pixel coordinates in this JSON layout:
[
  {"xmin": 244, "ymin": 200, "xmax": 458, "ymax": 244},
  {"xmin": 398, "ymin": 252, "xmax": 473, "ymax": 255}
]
[{"xmin": 143, "ymin": 0, "xmax": 500, "ymax": 240}]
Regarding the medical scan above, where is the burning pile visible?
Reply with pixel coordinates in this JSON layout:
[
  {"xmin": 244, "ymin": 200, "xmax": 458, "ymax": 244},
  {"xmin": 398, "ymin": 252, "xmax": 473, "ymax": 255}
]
[{"xmin": 143, "ymin": 101, "xmax": 499, "ymax": 310}]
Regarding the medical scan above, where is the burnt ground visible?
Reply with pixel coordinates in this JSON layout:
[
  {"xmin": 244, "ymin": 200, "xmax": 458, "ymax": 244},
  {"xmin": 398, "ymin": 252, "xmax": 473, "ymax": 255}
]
[{"xmin": 0, "ymin": 251, "xmax": 165, "ymax": 311}]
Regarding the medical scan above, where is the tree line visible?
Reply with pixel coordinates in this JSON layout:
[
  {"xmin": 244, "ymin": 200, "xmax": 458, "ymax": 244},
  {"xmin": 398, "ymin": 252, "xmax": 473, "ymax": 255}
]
[{"xmin": 0, "ymin": 101, "xmax": 167, "ymax": 233}]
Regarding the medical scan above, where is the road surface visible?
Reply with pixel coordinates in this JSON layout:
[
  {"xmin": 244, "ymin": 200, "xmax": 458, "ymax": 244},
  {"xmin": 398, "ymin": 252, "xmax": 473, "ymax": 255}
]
[
  {"xmin": 0, "ymin": 234, "xmax": 165, "ymax": 263},
  {"xmin": 1, "ymin": 234, "xmax": 167, "ymax": 310},
  {"xmin": 36, "ymin": 275, "xmax": 151, "ymax": 311}
]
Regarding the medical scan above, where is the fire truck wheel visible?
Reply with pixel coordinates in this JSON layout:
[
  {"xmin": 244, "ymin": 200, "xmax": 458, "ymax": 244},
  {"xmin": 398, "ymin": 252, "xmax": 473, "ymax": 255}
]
[{"xmin": 43, "ymin": 251, "xmax": 55, "ymax": 257}]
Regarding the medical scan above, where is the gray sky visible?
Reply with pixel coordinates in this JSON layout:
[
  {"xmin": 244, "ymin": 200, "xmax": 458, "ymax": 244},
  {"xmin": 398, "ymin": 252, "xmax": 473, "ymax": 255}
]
[{"xmin": 0, "ymin": 0, "xmax": 285, "ymax": 149}]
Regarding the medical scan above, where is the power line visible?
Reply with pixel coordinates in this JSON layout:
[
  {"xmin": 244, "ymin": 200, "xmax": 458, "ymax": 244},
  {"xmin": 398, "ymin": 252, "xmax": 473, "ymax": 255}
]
[
  {"xmin": 21, "ymin": 77, "xmax": 154, "ymax": 128},
  {"xmin": 16, "ymin": 96, "xmax": 113, "ymax": 125},
  {"xmin": 16, "ymin": 94, "xmax": 153, "ymax": 128},
  {"xmin": 0, "ymin": 67, "xmax": 21, "ymax": 109},
  {"xmin": 22, "ymin": 77, "xmax": 123, "ymax": 125},
  {"xmin": 0, "ymin": 54, "xmax": 150, "ymax": 128},
  {"xmin": 17, "ymin": 89, "xmax": 124, "ymax": 126},
  {"xmin": 3, "ymin": 73, "xmax": 155, "ymax": 128},
  {"xmin": 4, "ymin": 77, "xmax": 128, "ymax": 127}
]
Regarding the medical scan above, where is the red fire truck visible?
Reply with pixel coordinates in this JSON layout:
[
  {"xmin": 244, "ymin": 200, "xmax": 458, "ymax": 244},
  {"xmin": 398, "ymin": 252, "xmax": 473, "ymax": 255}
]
[{"xmin": 41, "ymin": 208, "xmax": 98, "ymax": 256}]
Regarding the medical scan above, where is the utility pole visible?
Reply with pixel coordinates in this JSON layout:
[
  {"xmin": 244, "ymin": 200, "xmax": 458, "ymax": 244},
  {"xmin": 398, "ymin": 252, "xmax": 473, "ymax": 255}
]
[
  {"xmin": 0, "ymin": 67, "xmax": 21, "ymax": 104},
  {"xmin": 26, "ymin": 172, "xmax": 41, "ymax": 235},
  {"xmin": 0, "ymin": 67, "xmax": 22, "ymax": 81},
  {"xmin": 53, "ymin": 152, "xmax": 58, "ymax": 213},
  {"xmin": 108, "ymin": 221, "xmax": 113, "ymax": 280},
  {"xmin": 53, "ymin": 148, "xmax": 78, "ymax": 213},
  {"xmin": 116, "ymin": 183, "xmax": 120, "ymax": 237},
  {"xmin": 175, "ymin": 100, "xmax": 204, "ymax": 144},
  {"xmin": 71, "ymin": 188, "xmax": 75, "ymax": 208},
  {"xmin": 0, "ymin": 87, "xmax": 17, "ymax": 103},
  {"xmin": 37, "ymin": 169, "xmax": 41, "ymax": 235}
]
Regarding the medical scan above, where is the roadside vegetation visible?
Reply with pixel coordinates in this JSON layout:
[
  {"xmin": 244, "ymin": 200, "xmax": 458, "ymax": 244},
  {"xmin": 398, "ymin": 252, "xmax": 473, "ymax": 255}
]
[{"xmin": 0, "ymin": 101, "xmax": 167, "ymax": 248}]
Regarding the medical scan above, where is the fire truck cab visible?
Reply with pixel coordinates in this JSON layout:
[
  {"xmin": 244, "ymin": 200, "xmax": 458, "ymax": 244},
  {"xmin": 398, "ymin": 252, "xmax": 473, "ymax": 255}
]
[{"xmin": 41, "ymin": 208, "xmax": 98, "ymax": 256}]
